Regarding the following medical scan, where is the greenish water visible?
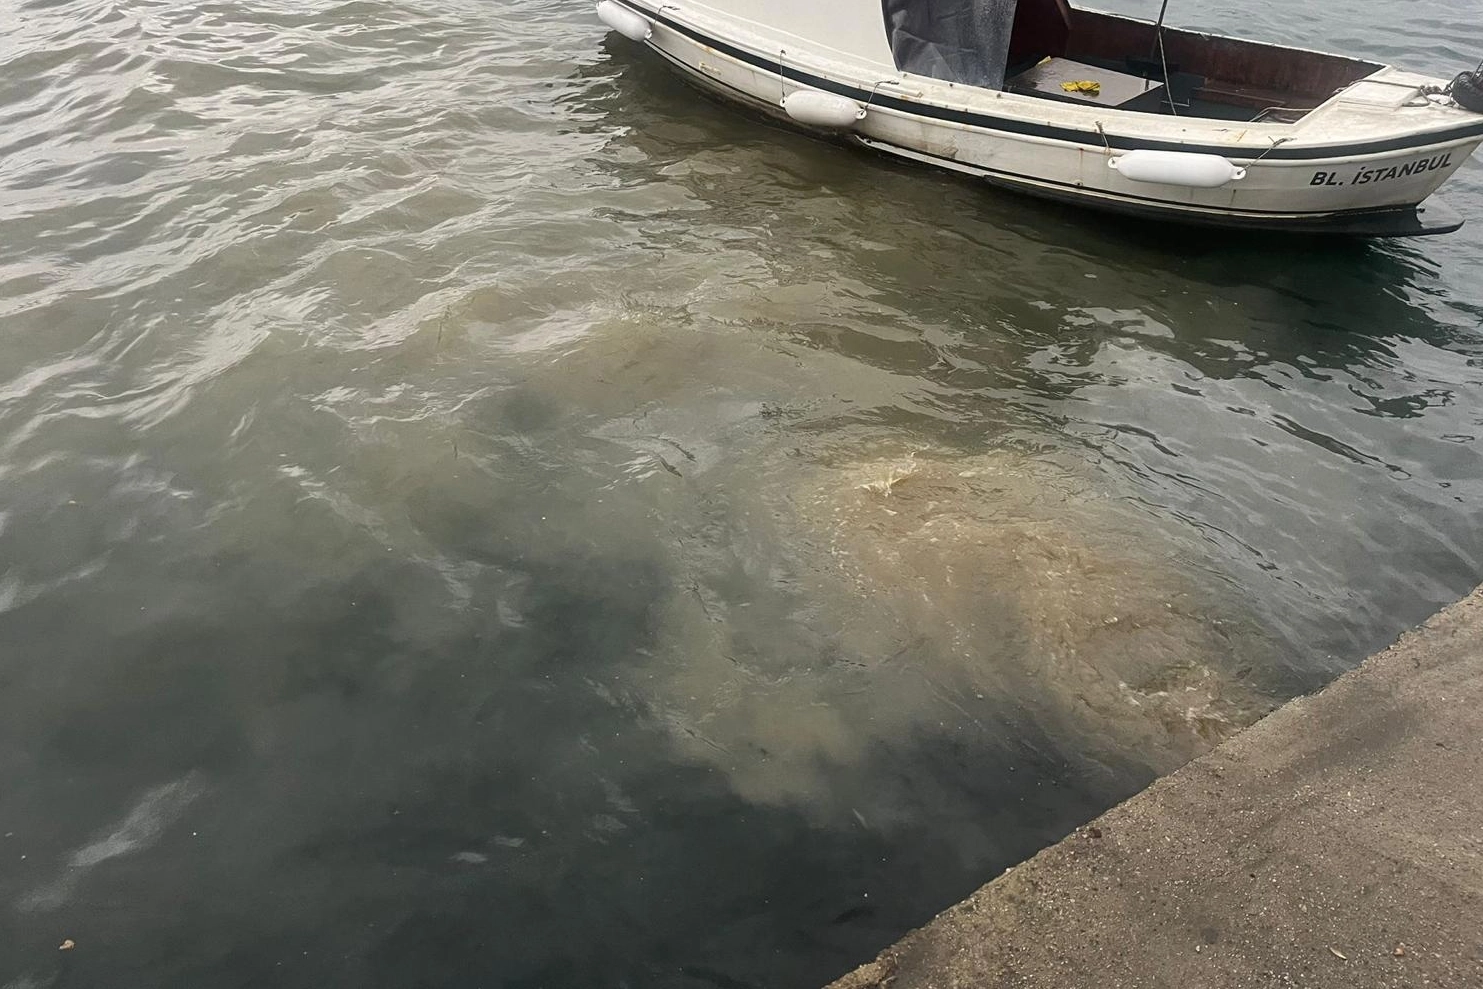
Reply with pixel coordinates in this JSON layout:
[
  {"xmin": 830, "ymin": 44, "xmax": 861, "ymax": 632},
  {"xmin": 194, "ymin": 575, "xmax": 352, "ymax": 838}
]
[{"xmin": 1, "ymin": 1, "xmax": 1481, "ymax": 986}]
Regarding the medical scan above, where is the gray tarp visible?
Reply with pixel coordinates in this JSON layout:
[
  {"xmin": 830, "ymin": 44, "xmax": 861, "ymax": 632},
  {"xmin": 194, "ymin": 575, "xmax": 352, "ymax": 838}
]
[{"xmin": 880, "ymin": 0, "xmax": 1021, "ymax": 89}]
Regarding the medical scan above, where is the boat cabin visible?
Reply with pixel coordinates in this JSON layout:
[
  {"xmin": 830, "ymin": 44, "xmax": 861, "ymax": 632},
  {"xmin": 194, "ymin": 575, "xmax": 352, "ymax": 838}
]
[{"xmin": 884, "ymin": 0, "xmax": 1382, "ymax": 122}]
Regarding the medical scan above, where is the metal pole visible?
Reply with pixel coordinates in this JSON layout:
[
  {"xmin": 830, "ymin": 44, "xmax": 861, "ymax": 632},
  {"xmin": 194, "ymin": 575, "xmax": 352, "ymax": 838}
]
[
  {"xmin": 1149, "ymin": 0, "xmax": 1172, "ymax": 60},
  {"xmin": 1153, "ymin": 0, "xmax": 1172, "ymax": 31}
]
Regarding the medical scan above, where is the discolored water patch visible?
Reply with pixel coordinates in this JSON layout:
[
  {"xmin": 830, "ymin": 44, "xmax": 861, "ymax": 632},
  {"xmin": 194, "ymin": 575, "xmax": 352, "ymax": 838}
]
[{"xmin": 630, "ymin": 439, "xmax": 1276, "ymax": 829}]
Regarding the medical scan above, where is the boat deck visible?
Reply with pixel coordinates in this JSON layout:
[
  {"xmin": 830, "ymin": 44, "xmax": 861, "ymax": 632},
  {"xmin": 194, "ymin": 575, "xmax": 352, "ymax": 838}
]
[{"xmin": 1005, "ymin": 55, "xmax": 1321, "ymax": 124}]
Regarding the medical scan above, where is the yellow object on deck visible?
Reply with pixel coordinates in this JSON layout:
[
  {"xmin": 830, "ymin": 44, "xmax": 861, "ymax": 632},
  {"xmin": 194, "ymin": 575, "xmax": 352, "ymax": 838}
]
[{"xmin": 1061, "ymin": 80, "xmax": 1102, "ymax": 96}]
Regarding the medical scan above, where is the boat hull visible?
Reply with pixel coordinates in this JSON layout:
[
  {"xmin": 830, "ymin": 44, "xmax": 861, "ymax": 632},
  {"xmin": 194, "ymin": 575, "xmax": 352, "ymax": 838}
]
[{"xmin": 607, "ymin": 1, "xmax": 1483, "ymax": 236}]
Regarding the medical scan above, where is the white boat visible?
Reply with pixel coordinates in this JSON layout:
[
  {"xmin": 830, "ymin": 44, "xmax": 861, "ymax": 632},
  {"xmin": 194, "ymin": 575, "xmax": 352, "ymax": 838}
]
[{"xmin": 593, "ymin": 0, "xmax": 1483, "ymax": 236}]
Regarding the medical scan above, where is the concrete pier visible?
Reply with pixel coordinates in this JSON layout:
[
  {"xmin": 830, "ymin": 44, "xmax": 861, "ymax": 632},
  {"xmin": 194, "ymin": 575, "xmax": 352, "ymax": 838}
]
[{"xmin": 827, "ymin": 588, "xmax": 1483, "ymax": 989}]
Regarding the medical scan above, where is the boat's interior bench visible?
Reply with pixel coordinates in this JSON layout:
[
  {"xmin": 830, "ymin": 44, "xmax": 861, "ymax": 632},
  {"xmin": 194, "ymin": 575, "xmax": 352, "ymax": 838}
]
[
  {"xmin": 1005, "ymin": 54, "xmax": 1328, "ymax": 122},
  {"xmin": 1006, "ymin": 57, "xmax": 1168, "ymax": 112}
]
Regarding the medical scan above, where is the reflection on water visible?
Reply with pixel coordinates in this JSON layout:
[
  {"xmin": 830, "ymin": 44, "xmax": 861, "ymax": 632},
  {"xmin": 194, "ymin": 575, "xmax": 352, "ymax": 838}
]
[
  {"xmin": 2, "ymin": 0, "xmax": 1483, "ymax": 987},
  {"xmin": 19, "ymin": 772, "xmax": 205, "ymax": 914}
]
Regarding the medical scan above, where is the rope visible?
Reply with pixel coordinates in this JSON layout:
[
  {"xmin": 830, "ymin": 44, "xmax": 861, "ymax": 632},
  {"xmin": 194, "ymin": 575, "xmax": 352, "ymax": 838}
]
[
  {"xmin": 1247, "ymin": 136, "xmax": 1292, "ymax": 166},
  {"xmin": 1157, "ymin": 26, "xmax": 1178, "ymax": 116}
]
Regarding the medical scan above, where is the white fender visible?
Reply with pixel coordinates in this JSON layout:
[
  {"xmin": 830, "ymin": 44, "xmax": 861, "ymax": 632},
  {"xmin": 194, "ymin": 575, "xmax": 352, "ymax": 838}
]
[
  {"xmin": 595, "ymin": 1, "xmax": 652, "ymax": 42},
  {"xmin": 782, "ymin": 91, "xmax": 867, "ymax": 129},
  {"xmin": 1108, "ymin": 150, "xmax": 1247, "ymax": 188}
]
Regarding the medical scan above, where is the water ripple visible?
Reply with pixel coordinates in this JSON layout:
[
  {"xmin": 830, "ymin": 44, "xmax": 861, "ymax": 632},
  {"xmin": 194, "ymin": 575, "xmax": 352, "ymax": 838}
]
[{"xmin": 2, "ymin": 1, "xmax": 1482, "ymax": 986}]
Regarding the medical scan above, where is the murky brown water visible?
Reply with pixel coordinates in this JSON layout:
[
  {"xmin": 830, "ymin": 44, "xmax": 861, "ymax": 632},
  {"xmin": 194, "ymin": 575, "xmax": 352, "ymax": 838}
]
[{"xmin": 2, "ymin": 1, "xmax": 1483, "ymax": 986}]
